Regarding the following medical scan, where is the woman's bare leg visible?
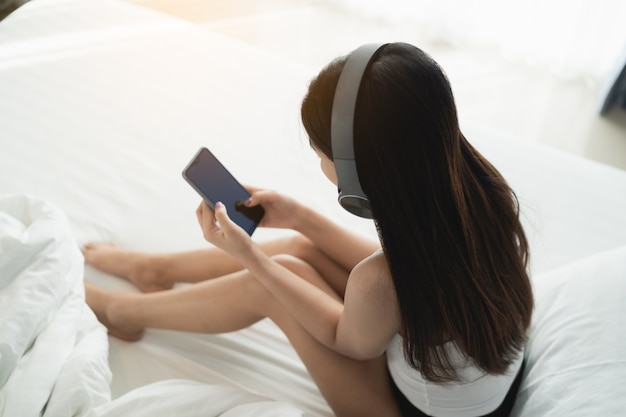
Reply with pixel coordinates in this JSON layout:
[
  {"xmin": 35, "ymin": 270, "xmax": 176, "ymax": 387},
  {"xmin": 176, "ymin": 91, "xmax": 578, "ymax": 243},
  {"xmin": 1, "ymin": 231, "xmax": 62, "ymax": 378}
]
[
  {"xmin": 270, "ymin": 301, "xmax": 401, "ymax": 417},
  {"xmin": 83, "ymin": 234, "xmax": 377, "ymax": 295},
  {"xmin": 84, "ymin": 254, "xmax": 400, "ymax": 417},
  {"xmin": 83, "ymin": 237, "xmax": 304, "ymax": 292}
]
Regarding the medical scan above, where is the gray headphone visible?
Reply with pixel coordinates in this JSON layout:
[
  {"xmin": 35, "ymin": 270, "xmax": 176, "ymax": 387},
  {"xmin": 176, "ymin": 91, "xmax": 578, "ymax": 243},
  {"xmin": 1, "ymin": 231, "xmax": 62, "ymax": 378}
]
[{"xmin": 331, "ymin": 43, "xmax": 386, "ymax": 219}]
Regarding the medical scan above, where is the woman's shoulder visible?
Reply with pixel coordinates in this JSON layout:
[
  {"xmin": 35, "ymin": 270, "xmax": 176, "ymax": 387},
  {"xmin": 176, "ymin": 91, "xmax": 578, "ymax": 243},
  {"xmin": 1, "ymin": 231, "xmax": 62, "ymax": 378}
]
[
  {"xmin": 354, "ymin": 248, "xmax": 388, "ymax": 273},
  {"xmin": 350, "ymin": 249, "xmax": 396, "ymax": 296}
]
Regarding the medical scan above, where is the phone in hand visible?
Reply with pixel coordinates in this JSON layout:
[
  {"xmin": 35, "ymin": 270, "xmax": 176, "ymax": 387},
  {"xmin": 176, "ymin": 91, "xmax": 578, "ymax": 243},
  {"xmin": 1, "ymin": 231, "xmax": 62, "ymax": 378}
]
[{"xmin": 182, "ymin": 147, "xmax": 264, "ymax": 236}]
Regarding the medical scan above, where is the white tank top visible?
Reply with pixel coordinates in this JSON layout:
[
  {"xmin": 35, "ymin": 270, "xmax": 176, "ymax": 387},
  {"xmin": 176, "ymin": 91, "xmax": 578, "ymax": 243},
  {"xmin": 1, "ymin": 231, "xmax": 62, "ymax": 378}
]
[{"xmin": 386, "ymin": 334, "xmax": 523, "ymax": 417}]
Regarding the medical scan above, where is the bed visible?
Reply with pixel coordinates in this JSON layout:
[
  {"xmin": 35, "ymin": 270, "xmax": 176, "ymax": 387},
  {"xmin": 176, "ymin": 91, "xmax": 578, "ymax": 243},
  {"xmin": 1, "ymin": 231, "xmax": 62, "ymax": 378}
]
[{"xmin": 1, "ymin": 0, "xmax": 625, "ymax": 416}]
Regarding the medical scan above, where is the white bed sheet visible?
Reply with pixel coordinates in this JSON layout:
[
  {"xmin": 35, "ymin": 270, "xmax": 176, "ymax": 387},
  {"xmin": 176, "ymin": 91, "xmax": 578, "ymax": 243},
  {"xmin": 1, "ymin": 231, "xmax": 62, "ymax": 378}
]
[{"xmin": 1, "ymin": 0, "xmax": 626, "ymax": 416}]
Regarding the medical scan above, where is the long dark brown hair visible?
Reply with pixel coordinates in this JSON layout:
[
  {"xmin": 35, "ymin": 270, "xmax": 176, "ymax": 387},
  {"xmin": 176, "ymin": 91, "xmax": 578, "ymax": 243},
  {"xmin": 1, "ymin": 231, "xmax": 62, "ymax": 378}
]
[{"xmin": 301, "ymin": 43, "xmax": 533, "ymax": 383}]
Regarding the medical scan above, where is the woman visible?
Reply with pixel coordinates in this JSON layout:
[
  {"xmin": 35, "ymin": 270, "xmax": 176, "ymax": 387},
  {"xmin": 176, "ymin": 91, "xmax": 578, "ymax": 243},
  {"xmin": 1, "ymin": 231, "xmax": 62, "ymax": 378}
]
[{"xmin": 84, "ymin": 42, "xmax": 533, "ymax": 417}]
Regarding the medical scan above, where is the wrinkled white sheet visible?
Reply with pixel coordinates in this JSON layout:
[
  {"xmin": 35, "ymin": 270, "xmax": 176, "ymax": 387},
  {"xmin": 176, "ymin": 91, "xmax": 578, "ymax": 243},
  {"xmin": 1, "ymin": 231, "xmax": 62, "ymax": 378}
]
[
  {"xmin": 95, "ymin": 380, "xmax": 309, "ymax": 417},
  {"xmin": 0, "ymin": 194, "xmax": 111, "ymax": 417}
]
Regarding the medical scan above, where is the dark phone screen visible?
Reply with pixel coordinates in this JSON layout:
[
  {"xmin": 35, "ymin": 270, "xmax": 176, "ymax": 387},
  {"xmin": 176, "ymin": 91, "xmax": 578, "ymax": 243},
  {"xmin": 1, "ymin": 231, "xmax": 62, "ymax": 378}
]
[{"xmin": 183, "ymin": 148, "xmax": 264, "ymax": 235}]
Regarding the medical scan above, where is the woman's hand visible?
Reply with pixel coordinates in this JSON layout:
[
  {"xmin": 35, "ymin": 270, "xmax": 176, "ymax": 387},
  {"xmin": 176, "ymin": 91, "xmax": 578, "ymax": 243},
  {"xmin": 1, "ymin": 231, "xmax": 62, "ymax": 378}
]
[
  {"xmin": 196, "ymin": 201, "xmax": 253, "ymax": 258},
  {"xmin": 244, "ymin": 186, "xmax": 305, "ymax": 230}
]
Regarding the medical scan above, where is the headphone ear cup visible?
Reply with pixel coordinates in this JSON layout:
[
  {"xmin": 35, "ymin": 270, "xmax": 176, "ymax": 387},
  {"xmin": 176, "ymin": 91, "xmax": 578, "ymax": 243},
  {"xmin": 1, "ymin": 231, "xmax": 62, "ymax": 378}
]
[
  {"xmin": 339, "ymin": 195, "xmax": 372, "ymax": 218},
  {"xmin": 335, "ymin": 159, "xmax": 372, "ymax": 218}
]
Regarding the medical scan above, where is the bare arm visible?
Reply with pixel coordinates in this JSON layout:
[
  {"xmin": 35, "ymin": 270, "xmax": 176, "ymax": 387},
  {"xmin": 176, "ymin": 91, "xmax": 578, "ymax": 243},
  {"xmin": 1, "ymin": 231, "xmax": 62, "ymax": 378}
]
[
  {"xmin": 197, "ymin": 201, "xmax": 400, "ymax": 358},
  {"xmin": 244, "ymin": 243, "xmax": 400, "ymax": 358},
  {"xmin": 245, "ymin": 188, "xmax": 379, "ymax": 271},
  {"xmin": 293, "ymin": 204, "xmax": 380, "ymax": 271}
]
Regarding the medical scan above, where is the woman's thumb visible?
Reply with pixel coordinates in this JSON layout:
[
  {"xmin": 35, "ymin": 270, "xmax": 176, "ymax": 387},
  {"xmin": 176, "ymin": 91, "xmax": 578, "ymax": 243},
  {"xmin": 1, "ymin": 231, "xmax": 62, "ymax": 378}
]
[{"xmin": 214, "ymin": 202, "xmax": 231, "ymax": 227}]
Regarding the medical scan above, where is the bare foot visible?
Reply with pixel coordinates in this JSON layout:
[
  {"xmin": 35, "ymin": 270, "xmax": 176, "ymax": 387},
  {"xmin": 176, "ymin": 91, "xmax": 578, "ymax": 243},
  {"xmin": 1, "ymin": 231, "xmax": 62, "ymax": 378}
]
[
  {"xmin": 84, "ymin": 281, "xmax": 145, "ymax": 342},
  {"xmin": 82, "ymin": 243, "xmax": 172, "ymax": 292}
]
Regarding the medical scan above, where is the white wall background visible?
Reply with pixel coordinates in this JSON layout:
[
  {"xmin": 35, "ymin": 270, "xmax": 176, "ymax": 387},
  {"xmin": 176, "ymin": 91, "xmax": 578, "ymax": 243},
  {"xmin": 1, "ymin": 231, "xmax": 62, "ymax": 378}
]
[{"xmin": 324, "ymin": 0, "xmax": 626, "ymax": 83}]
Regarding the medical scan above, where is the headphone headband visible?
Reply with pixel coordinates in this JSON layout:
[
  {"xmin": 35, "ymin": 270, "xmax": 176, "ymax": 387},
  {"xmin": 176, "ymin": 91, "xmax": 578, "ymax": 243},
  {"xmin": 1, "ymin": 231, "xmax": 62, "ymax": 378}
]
[{"xmin": 330, "ymin": 43, "xmax": 386, "ymax": 218}]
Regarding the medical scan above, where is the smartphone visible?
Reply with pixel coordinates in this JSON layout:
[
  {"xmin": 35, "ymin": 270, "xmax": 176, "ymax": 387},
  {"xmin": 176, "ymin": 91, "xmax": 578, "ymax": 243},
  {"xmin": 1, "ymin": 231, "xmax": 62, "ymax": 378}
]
[{"xmin": 182, "ymin": 147, "xmax": 264, "ymax": 236}]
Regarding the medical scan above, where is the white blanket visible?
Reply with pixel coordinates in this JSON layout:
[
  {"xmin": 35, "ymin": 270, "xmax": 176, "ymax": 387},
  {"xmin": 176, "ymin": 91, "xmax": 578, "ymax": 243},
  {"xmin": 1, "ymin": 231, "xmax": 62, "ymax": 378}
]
[{"xmin": 0, "ymin": 194, "xmax": 110, "ymax": 417}]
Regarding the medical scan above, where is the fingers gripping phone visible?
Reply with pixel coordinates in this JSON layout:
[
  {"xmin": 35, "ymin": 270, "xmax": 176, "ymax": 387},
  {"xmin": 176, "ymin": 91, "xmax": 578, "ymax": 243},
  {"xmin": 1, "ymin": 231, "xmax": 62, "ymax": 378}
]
[{"xmin": 183, "ymin": 147, "xmax": 264, "ymax": 236}]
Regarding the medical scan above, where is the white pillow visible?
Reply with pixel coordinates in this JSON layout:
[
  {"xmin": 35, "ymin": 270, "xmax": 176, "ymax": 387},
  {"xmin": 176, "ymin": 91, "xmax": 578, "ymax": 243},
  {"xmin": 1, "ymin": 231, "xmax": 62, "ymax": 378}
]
[{"xmin": 513, "ymin": 246, "xmax": 626, "ymax": 416}]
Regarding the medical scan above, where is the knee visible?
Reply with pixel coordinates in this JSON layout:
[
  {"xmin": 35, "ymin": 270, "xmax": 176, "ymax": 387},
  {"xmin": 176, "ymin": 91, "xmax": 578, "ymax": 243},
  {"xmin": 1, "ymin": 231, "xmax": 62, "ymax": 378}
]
[
  {"xmin": 269, "ymin": 254, "xmax": 339, "ymax": 301},
  {"xmin": 270, "ymin": 253, "xmax": 316, "ymax": 277},
  {"xmin": 283, "ymin": 234, "xmax": 317, "ymax": 260}
]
